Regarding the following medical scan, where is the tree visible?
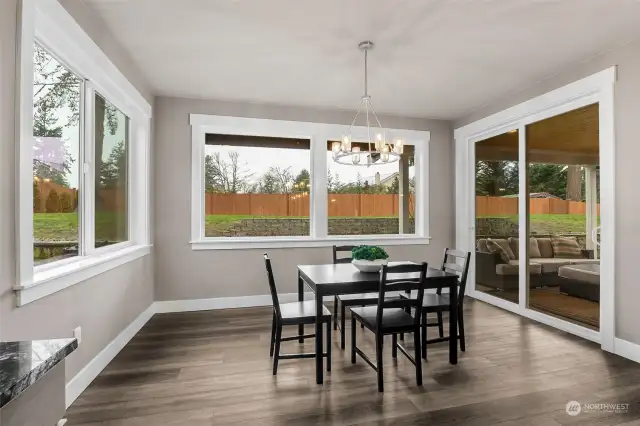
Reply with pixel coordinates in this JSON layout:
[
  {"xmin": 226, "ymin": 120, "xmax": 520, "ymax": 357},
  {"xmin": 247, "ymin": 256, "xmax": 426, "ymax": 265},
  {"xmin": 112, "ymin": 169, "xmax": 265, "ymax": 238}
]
[
  {"xmin": 59, "ymin": 192, "xmax": 74, "ymax": 213},
  {"xmin": 33, "ymin": 181, "xmax": 42, "ymax": 213},
  {"xmin": 327, "ymin": 170, "xmax": 343, "ymax": 194},
  {"xmin": 32, "ymin": 44, "xmax": 82, "ymax": 189},
  {"xmin": 45, "ymin": 189, "xmax": 60, "ymax": 213},
  {"xmin": 475, "ymin": 160, "xmax": 518, "ymax": 196},
  {"xmin": 529, "ymin": 164, "xmax": 567, "ymax": 198},
  {"xmin": 293, "ymin": 169, "xmax": 310, "ymax": 193},
  {"xmin": 100, "ymin": 141, "xmax": 127, "ymax": 188},
  {"xmin": 204, "ymin": 151, "xmax": 253, "ymax": 193},
  {"xmin": 566, "ymin": 165, "xmax": 582, "ymax": 201},
  {"xmin": 386, "ymin": 176, "xmax": 399, "ymax": 194}
]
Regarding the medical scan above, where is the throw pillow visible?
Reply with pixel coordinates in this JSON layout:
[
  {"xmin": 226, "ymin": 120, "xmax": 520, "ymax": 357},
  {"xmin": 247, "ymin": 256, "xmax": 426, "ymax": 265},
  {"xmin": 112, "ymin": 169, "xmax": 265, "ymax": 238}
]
[
  {"xmin": 476, "ymin": 239, "xmax": 489, "ymax": 253},
  {"xmin": 551, "ymin": 237, "xmax": 583, "ymax": 258},
  {"xmin": 536, "ymin": 238, "xmax": 554, "ymax": 258},
  {"xmin": 486, "ymin": 239, "xmax": 516, "ymax": 263},
  {"xmin": 508, "ymin": 237, "xmax": 542, "ymax": 259}
]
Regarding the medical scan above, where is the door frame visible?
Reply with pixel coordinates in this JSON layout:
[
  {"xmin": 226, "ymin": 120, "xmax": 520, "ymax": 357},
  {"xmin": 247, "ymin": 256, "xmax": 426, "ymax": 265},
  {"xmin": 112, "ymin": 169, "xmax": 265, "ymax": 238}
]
[{"xmin": 454, "ymin": 67, "xmax": 616, "ymax": 351}]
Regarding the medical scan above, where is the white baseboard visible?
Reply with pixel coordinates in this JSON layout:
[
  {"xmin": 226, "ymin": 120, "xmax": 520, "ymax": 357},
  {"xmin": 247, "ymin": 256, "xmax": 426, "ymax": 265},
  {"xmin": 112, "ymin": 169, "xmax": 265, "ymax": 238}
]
[
  {"xmin": 615, "ymin": 338, "xmax": 640, "ymax": 364},
  {"xmin": 65, "ymin": 303, "xmax": 156, "ymax": 408}
]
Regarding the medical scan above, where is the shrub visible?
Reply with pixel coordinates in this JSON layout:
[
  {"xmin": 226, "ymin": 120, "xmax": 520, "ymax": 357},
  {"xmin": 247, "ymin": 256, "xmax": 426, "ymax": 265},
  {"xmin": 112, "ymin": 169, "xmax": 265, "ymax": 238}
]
[
  {"xmin": 33, "ymin": 181, "xmax": 41, "ymax": 213},
  {"xmin": 59, "ymin": 192, "xmax": 73, "ymax": 213},
  {"xmin": 45, "ymin": 189, "xmax": 60, "ymax": 213},
  {"xmin": 351, "ymin": 245, "xmax": 389, "ymax": 261}
]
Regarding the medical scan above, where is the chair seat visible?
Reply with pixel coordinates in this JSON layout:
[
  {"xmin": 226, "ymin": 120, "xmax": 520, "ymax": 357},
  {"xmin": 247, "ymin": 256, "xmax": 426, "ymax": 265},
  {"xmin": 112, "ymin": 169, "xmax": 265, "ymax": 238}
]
[
  {"xmin": 423, "ymin": 293, "xmax": 451, "ymax": 310},
  {"xmin": 280, "ymin": 301, "xmax": 331, "ymax": 324},
  {"xmin": 349, "ymin": 306, "xmax": 415, "ymax": 333},
  {"xmin": 338, "ymin": 292, "xmax": 403, "ymax": 304}
]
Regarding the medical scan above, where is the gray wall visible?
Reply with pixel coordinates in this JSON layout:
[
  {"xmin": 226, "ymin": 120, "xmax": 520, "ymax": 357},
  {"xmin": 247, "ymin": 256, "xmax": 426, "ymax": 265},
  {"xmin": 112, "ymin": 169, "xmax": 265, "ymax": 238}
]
[
  {"xmin": 153, "ymin": 96, "xmax": 454, "ymax": 301},
  {"xmin": 454, "ymin": 38, "xmax": 640, "ymax": 345},
  {"xmin": 0, "ymin": 0, "xmax": 154, "ymax": 382}
]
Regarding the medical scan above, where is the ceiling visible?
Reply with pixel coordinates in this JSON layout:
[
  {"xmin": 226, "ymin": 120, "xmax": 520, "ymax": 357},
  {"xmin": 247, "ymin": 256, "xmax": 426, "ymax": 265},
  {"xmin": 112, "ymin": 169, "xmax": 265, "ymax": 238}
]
[
  {"xmin": 476, "ymin": 104, "xmax": 599, "ymax": 165},
  {"xmin": 83, "ymin": 0, "xmax": 640, "ymax": 120}
]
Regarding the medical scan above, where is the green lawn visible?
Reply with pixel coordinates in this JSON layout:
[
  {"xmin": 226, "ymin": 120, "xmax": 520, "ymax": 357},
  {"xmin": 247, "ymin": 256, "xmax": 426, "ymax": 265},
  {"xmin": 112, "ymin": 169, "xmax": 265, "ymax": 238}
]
[
  {"xmin": 478, "ymin": 214, "xmax": 600, "ymax": 234},
  {"xmin": 34, "ymin": 212, "xmax": 127, "ymax": 242}
]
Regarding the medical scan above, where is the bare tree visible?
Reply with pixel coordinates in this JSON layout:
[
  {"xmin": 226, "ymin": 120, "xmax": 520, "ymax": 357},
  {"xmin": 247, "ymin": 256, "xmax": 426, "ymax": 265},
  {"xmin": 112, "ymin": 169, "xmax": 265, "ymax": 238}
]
[{"xmin": 205, "ymin": 151, "xmax": 253, "ymax": 193}]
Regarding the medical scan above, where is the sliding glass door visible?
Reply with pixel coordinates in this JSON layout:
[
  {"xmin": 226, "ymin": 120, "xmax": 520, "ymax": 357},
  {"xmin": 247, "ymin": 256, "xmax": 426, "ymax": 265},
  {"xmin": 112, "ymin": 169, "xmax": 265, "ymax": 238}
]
[
  {"xmin": 524, "ymin": 104, "xmax": 600, "ymax": 331},
  {"xmin": 471, "ymin": 104, "xmax": 601, "ymax": 333}
]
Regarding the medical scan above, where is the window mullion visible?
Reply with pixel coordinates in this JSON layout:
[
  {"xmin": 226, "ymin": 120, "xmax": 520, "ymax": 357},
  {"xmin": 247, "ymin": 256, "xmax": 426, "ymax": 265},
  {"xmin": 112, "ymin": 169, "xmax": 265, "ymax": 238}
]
[
  {"xmin": 311, "ymin": 135, "xmax": 328, "ymax": 238},
  {"xmin": 83, "ymin": 83, "xmax": 96, "ymax": 255}
]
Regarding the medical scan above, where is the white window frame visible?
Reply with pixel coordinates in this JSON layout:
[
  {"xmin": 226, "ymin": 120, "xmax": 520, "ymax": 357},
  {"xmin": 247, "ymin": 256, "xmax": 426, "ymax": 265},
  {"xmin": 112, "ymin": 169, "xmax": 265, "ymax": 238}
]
[
  {"xmin": 190, "ymin": 114, "xmax": 431, "ymax": 250},
  {"xmin": 14, "ymin": 0, "xmax": 152, "ymax": 306}
]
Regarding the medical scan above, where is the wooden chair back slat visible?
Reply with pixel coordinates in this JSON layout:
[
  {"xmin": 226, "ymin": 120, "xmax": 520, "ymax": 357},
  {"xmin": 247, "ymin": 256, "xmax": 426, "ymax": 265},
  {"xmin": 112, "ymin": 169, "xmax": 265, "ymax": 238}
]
[
  {"xmin": 333, "ymin": 245, "xmax": 357, "ymax": 264},
  {"xmin": 263, "ymin": 253, "xmax": 281, "ymax": 319}
]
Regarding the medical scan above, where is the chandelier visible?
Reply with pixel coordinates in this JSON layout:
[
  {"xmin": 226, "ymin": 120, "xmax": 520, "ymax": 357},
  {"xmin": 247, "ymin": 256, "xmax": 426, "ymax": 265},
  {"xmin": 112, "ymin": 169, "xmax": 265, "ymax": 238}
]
[{"xmin": 332, "ymin": 41, "xmax": 404, "ymax": 166}]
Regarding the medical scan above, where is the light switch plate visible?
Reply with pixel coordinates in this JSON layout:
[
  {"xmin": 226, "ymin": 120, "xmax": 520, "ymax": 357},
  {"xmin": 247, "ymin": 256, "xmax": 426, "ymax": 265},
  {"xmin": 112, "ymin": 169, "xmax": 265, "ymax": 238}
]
[{"xmin": 73, "ymin": 326, "xmax": 82, "ymax": 345}]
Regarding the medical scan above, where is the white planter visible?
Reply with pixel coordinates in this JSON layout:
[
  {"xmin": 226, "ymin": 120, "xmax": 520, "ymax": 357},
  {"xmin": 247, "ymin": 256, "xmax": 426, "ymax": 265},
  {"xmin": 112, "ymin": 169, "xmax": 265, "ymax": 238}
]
[{"xmin": 352, "ymin": 258, "xmax": 388, "ymax": 273}]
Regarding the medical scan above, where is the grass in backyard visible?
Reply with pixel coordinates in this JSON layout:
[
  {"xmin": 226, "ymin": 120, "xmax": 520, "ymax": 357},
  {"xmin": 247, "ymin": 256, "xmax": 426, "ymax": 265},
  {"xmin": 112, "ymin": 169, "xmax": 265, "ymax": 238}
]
[
  {"xmin": 34, "ymin": 212, "xmax": 127, "ymax": 242},
  {"xmin": 478, "ymin": 214, "xmax": 600, "ymax": 234}
]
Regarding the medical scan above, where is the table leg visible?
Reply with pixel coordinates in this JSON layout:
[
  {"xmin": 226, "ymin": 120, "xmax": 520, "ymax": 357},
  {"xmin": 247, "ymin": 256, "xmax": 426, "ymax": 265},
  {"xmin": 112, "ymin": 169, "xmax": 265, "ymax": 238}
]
[
  {"xmin": 449, "ymin": 279, "xmax": 458, "ymax": 365},
  {"xmin": 298, "ymin": 271, "xmax": 304, "ymax": 343},
  {"xmin": 315, "ymin": 289, "xmax": 324, "ymax": 384}
]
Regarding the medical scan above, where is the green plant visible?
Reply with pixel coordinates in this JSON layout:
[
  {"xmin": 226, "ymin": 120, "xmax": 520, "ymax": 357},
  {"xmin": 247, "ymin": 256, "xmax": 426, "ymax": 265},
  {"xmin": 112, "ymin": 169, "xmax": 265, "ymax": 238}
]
[
  {"xmin": 59, "ymin": 192, "xmax": 74, "ymax": 213},
  {"xmin": 45, "ymin": 189, "xmax": 60, "ymax": 213},
  {"xmin": 351, "ymin": 245, "xmax": 389, "ymax": 261}
]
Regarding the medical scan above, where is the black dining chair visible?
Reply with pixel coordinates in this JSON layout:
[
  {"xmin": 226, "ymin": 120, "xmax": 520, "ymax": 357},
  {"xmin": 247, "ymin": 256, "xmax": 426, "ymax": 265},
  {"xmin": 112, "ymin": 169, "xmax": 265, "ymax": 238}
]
[
  {"xmin": 420, "ymin": 248, "xmax": 471, "ymax": 359},
  {"xmin": 332, "ymin": 245, "xmax": 403, "ymax": 350},
  {"xmin": 264, "ymin": 253, "xmax": 332, "ymax": 375},
  {"xmin": 350, "ymin": 262, "xmax": 428, "ymax": 392}
]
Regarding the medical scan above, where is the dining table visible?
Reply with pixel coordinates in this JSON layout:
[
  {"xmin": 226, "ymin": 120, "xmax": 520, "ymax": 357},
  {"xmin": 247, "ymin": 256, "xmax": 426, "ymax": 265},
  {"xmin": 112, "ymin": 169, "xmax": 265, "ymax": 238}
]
[{"xmin": 297, "ymin": 261, "xmax": 460, "ymax": 384}]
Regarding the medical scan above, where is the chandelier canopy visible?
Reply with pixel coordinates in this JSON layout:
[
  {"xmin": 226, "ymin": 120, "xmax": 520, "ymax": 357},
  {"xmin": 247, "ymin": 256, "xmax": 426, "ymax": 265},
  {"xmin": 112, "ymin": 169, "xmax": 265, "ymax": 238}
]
[{"xmin": 332, "ymin": 41, "xmax": 404, "ymax": 167}]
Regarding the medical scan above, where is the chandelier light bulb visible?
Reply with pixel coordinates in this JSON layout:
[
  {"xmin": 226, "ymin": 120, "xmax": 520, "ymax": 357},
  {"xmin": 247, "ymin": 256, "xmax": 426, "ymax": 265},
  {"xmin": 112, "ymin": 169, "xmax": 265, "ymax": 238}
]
[
  {"xmin": 341, "ymin": 135, "xmax": 351, "ymax": 152},
  {"xmin": 394, "ymin": 138, "xmax": 404, "ymax": 154},
  {"xmin": 375, "ymin": 133, "xmax": 383, "ymax": 150}
]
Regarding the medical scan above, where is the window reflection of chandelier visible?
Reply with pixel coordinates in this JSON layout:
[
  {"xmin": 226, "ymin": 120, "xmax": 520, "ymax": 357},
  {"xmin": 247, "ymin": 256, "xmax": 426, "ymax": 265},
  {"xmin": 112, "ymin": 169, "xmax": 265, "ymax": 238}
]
[{"xmin": 332, "ymin": 41, "xmax": 404, "ymax": 167}]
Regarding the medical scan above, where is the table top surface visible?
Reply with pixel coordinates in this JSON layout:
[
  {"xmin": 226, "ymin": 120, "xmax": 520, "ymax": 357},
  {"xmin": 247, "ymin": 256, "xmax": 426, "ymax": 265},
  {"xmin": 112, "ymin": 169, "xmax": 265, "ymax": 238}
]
[
  {"xmin": 0, "ymin": 338, "xmax": 78, "ymax": 408},
  {"xmin": 298, "ymin": 262, "xmax": 457, "ymax": 287}
]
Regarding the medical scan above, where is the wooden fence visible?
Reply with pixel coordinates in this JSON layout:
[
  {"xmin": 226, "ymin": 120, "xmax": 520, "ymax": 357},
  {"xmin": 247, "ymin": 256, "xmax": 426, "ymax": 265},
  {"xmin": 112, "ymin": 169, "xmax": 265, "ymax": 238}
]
[
  {"xmin": 205, "ymin": 193, "xmax": 415, "ymax": 217},
  {"xmin": 475, "ymin": 196, "xmax": 600, "ymax": 216},
  {"xmin": 33, "ymin": 180, "xmax": 125, "ymax": 213}
]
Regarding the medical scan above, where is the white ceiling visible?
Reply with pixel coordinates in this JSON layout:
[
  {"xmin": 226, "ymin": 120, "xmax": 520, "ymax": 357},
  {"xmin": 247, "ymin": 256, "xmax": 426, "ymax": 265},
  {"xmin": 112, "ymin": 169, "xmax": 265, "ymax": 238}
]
[{"xmin": 83, "ymin": 0, "xmax": 640, "ymax": 120}]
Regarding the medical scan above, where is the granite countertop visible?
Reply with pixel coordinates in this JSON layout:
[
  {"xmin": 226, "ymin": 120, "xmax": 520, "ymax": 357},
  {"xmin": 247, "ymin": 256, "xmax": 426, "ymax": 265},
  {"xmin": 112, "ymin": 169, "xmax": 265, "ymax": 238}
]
[{"xmin": 0, "ymin": 338, "xmax": 77, "ymax": 408}]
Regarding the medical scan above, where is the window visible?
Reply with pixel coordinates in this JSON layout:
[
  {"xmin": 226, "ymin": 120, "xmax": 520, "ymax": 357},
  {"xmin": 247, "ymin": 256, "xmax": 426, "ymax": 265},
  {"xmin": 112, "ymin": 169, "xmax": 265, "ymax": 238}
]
[
  {"xmin": 204, "ymin": 135, "xmax": 311, "ymax": 237},
  {"xmin": 327, "ymin": 142, "xmax": 416, "ymax": 235},
  {"xmin": 32, "ymin": 44, "xmax": 82, "ymax": 265},
  {"xmin": 190, "ymin": 115, "xmax": 430, "ymax": 248},
  {"xmin": 95, "ymin": 94, "xmax": 129, "ymax": 247},
  {"xmin": 16, "ymin": 0, "xmax": 152, "ymax": 305}
]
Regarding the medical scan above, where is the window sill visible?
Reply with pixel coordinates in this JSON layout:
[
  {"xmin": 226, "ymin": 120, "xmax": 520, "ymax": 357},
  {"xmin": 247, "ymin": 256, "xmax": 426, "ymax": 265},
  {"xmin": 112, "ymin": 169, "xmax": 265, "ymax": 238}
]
[
  {"xmin": 14, "ymin": 245, "xmax": 151, "ymax": 306},
  {"xmin": 191, "ymin": 235, "xmax": 431, "ymax": 250}
]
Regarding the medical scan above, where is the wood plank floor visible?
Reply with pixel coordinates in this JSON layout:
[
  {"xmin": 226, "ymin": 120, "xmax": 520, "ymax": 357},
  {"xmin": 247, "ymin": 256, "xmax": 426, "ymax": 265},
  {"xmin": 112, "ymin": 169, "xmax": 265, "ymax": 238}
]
[{"xmin": 66, "ymin": 299, "xmax": 640, "ymax": 425}]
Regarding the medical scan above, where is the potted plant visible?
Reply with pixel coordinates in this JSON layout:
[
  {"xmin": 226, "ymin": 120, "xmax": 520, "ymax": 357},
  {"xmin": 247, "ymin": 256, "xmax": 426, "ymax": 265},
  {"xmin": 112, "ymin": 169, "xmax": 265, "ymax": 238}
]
[{"xmin": 351, "ymin": 245, "xmax": 389, "ymax": 273}]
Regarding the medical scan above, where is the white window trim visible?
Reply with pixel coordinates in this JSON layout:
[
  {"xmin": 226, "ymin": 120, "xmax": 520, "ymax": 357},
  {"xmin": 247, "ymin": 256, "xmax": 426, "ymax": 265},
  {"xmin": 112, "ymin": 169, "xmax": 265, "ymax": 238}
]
[
  {"xmin": 15, "ymin": 0, "xmax": 152, "ymax": 306},
  {"xmin": 189, "ymin": 114, "xmax": 431, "ymax": 250}
]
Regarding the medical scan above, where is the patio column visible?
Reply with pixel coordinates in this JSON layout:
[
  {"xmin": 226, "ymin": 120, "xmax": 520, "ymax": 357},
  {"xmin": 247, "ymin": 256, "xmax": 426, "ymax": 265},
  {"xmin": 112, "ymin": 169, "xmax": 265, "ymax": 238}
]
[
  {"xmin": 398, "ymin": 154, "xmax": 410, "ymax": 234},
  {"xmin": 584, "ymin": 165, "xmax": 598, "ymax": 259}
]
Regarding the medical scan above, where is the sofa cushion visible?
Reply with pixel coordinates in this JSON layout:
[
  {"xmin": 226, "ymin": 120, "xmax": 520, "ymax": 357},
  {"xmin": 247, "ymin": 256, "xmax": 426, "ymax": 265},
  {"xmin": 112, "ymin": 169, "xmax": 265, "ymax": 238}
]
[
  {"xmin": 496, "ymin": 261, "xmax": 542, "ymax": 276},
  {"xmin": 535, "ymin": 238, "xmax": 554, "ymax": 258},
  {"xmin": 508, "ymin": 237, "xmax": 542, "ymax": 259},
  {"xmin": 569, "ymin": 259, "xmax": 600, "ymax": 265},
  {"xmin": 476, "ymin": 239, "xmax": 489, "ymax": 253},
  {"xmin": 558, "ymin": 263, "xmax": 600, "ymax": 285},
  {"xmin": 486, "ymin": 239, "xmax": 515, "ymax": 263},
  {"xmin": 535, "ymin": 258, "xmax": 574, "ymax": 274},
  {"xmin": 551, "ymin": 237, "xmax": 583, "ymax": 258}
]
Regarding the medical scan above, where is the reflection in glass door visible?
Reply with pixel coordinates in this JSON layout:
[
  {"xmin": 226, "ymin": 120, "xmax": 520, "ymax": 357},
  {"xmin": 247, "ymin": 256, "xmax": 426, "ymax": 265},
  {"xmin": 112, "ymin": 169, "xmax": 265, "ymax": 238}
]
[
  {"xmin": 474, "ymin": 130, "xmax": 520, "ymax": 304},
  {"xmin": 525, "ymin": 104, "xmax": 600, "ymax": 330}
]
